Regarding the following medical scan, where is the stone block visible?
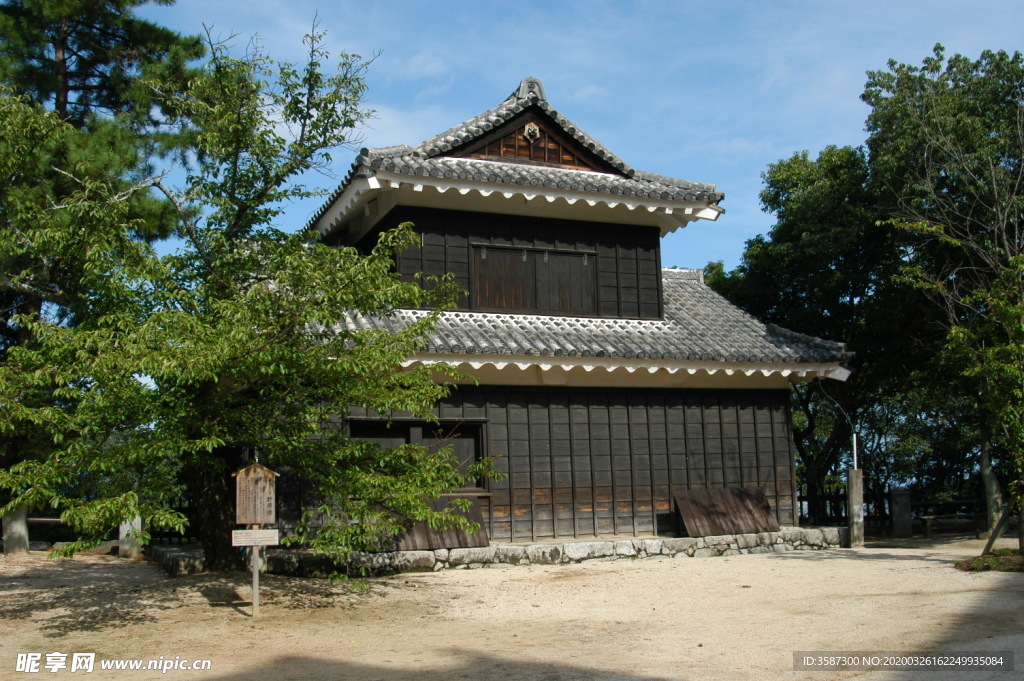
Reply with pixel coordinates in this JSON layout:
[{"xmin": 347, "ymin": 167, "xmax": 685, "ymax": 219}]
[
  {"xmin": 722, "ymin": 549, "xmax": 741, "ymax": 556},
  {"xmin": 736, "ymin": 533, "xmax": 758, "ymax": 550},
  {"xmin": 448, "ymin": 546, "xmax": 496, "ymax": 566},
  {"xmin": 366, "ymin": 552, "xmax": 396, "ymax": 572},
  {"xmin": 159, "ymin": 549, "xmax": 205, "ymax": 577},
  {"xmin": 693, "ymin": 548, "xmax": 718, "ymax": 558},
  {"xmin": 2, "ymin": 507, "xmax": 28, "ymax": 554},
  {"xmin": 614, "ymin": 540, "xmax": 637, "ymax": 557},
  {"xmin": 119, "ymin": 516, "xmax": 143, "ymax": 560},
  {"xmin": 756, "ymin": 532, "xmax": 777, "ymax": 547},
  {"xmin": 821, "ymin": 527, "xmax": 841, "ymax": 546},
  {"xmin": 781, "ymin": 529, "xmax": 804, "ymax": 544},
  {"xmin": 526, "ymin": 544, "xmax": 562, "ymax": 565},
  {"xmin": 561, "ymin": 541, "xmax": 614, "ymax": 562},
  {"xmin": 493, "ymin": 545, "xmax": 527, "ymax": 564},
  {"xmin": 772, "ymin": 544, "xmax": 793, "ymax": 553},
  {"xmin": 661, "ymin": 537, "xmax": 698, "ymax": 555},
  {"xmin": 747, "ymin": 546, "xmax": 771, "ymax": 554},
  {"xmin": 640, "ymin": 539, "xmax": 664, "ymax": 556},
  {"xmin": 433, "ymin": 548, "xmax": 449, "ymax": 563},
  {"xmin": 391, "ymin": 550, "xmax": 436, "ymax": 572},
  {"xmin": 705, "ymin": 534, "xmax": 735, "ymax": 548},
  {"xmin": 95, "ymin": 540, "xmax": 118, "ymax": 555},
  {"xmin": 801, "ymin": 529, "xmax": 825, "ymax": 547}
]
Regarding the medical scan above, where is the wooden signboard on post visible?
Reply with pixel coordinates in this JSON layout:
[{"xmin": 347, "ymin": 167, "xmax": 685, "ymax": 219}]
[
  {"xmin": 232, "ymin": 462, "xmax": 279, "ymax": 619},
  {"xmin": 234, "ymin": 463, "xmax": 278, "ymax": 525}
]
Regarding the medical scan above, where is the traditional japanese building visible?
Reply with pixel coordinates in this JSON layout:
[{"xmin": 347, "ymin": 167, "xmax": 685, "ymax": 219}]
[{"xmin": 307, "ymin": 78, "xmax": 852, "ymax": 545}]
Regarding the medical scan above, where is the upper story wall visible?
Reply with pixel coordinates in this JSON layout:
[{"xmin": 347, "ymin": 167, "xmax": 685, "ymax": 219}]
[{"xmin": 357, "ymin": 206, "xmax": 663, "ymax": 319}]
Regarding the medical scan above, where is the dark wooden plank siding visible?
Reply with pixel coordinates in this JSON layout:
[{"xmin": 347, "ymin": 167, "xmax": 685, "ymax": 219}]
[
  {"xmin": 347, "ymin": 386, "xmax": 797, "ymax": 542},
  {"xmin": 394, "ymin": 497, "xmax": 489, "ymax": 551},
  {"xmin": 673, "ymin": 487, "xmax": 780, "ymax": 537},
  {"xmin": 361, "ymin": 207, "xmax": 662, "ymax": 319}
]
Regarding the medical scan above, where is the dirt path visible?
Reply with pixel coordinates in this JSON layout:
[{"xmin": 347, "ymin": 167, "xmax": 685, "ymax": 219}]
[{"xmin": 1, "ymin": 537, "xmax": 1022, "ymax": 680}]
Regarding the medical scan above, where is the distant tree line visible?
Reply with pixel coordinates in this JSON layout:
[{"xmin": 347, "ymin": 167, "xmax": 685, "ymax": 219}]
[{"xmin": 707, "ymin": 45, "xmax": 1024, "ymax": 546}]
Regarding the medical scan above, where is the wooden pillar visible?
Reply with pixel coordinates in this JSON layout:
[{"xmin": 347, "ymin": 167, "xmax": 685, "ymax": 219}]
[
  {"xmin": 847, "ymin": 469, "xmax": 864, "ymax": 547},
  {"xmin": 891, "ymin": 489, "xmax": 912, "ymax": 538},
  {"xmin": 2, "ymin": 506, "xmax": 29, "ymax": 554},
  {"xmin": 119, "ymin": 516, "xmax": 143, "ymax": 559}
]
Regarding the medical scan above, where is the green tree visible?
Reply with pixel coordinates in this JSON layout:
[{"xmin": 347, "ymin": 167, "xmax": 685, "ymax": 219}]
[
  {"xmin": 0, "ymin": 32, "xmax": 493, "ymax": 570},
  {"xmin": 706, "ymin": 145, "xmax": 942, "ymax": 522},
  {"xmin": 0, "ymin": 0, "xmax": 202, "ymax": 549},
  {"xmin": 0, "ymin": 0, "xmax": 203, "ymax": 129},
  {"xmin": 864, "ymin": 45, "xmax": 1024, "ymax": 532},
  {"xmin": 0, "ymin": 92, "xmax": 187, "ymax": 546}
]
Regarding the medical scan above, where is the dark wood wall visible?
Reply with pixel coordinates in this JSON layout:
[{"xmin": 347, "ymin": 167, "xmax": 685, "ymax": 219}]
[
  {"xmin": 360, "ymin": 207, "xmax": 663, "ymax": 319},
  {"xmin": 349, "ymin": 386, "xmax": 798, "ymax": 542}
]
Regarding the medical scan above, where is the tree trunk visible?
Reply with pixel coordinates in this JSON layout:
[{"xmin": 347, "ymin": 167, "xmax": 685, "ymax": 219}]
[
  {"xmin": 54, "ymin": 18, "xmax": 69, "ymax": 120},
  {"xmin": 184, "ymin": 454, "xmax": 244, "ymax": 571},
  {"xmin": 1018, "ymin": 504, "xmax": 1023, "ymax": 555},
  {"xmin": 980, "ymin": 426, "xmax": 1004, "ymax": 538},
  {"xmin": 1017, "ymin": 479, "xmax": 1024, "ymax": 556},
  {"xmin": 804, "ymin": 475, "xmax": 826, "ymax": 526}
]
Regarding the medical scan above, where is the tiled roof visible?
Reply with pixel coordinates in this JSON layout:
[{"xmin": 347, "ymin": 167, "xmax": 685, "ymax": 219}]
[
  {"xmin": 308, "ymin": 78, "xmax": 723, "ymax": 230},
  {"xmin": 342, "ymin": 269, "xmax": 851, "ymax": 366},
  {"xmin": 361, "ymin": 154, "xmax": 721, "ymax": 203}
]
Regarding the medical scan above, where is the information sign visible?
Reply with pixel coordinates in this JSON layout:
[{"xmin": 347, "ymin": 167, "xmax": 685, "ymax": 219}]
[
  {"xmin": 231, "ymin": 529, "xmax": 280, "ymax": 547},
  {"xmin": 233, "ymin": 463, "xmax": 278, "ymax": 525}
]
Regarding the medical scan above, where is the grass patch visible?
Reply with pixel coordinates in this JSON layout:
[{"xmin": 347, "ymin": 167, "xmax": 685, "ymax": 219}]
[{"xmin": 955, "ymin": 548, "xmax": 1024, "ymax": 572}]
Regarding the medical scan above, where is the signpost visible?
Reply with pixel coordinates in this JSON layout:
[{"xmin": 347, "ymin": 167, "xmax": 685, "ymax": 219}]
[{"xmin": 232, "ymin": 463, "xmax": 279, "ymax": 618}]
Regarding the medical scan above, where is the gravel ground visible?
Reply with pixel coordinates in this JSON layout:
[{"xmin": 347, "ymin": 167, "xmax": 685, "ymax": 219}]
[{"xmin": 1, "ymin": 535, "xmax": 1021, "ymax": 681}]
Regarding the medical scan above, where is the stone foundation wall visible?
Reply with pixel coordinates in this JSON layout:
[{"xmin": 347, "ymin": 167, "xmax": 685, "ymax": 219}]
[{"xmin": 151, "ymin": 527, "xmax": 848, "ymax": 577}]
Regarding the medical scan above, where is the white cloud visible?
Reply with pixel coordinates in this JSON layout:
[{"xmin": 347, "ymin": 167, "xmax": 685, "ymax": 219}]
[
  {"xmin": 143, "ymin": 0, "xmax": 1024, "ymax": 263},
  {"xmin": 402, "ymin": 51, "xmax": 449, "ymax": 80},
  {"xmin": 359, "ymin": 103, "xmax": 454, "ymax": 148}
]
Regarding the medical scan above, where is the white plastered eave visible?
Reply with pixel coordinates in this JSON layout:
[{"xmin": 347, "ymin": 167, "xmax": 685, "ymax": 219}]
[
  {"xmin": 314, "ymin": 169, "xmax": 724, "ymax": 241},
  {"xmin": 401, "ymin": 352, "xmax": 852, "ymax": 382}
]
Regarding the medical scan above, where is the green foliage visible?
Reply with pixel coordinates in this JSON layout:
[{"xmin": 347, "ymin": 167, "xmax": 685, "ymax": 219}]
[
  {"xmin": 0, "ymin": 91, "xmax": 186, "ymax": 541},
  {"xmin": 947, "ymin": 259, "xmax": 1024, "ymax": 487},
  {"xmin": 0, "ymin": 26, "xmax": 495, "ymax": 569},
  {"xmin": 0, "ymin": 0, "xmax": 204, "ymax": 132},
  {"xmin": 864, "ymin": 45, "xmax": 1024, "ymax": 285},
  {"xmin": 712, "ymin": 46, "xmax": 1024, "ymax": 519},
  {"xmin": 865, "ymin": 45, "xmax": 1024, "ymax": 511},
  {"xmin": 707, "ymin": 145, "xmax": 948, "ymax": 516}
]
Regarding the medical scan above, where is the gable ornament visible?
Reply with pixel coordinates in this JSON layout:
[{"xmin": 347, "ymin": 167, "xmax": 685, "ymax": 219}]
[{"xmin": 516, "ymin": 77, "xmax": 546, "ymax": 102}]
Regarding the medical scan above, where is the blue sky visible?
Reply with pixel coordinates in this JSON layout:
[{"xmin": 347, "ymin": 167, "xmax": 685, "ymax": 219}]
[{"xmin": 144, "ymin": 0, "xmax": 1024, "ymax": 270}]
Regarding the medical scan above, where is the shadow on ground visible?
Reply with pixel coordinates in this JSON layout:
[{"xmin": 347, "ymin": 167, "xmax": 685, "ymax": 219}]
[
  {"xmin": 775, "ymin": 534, "xmax": 1024, "ymax": 680},
  {"xmin": 0, "ymin": 554, "xmax": 392, "ymax": 637},
  {"xmin": 203, "ymin": 653, "xmax": 678, "ymax": 681},
  {"xmin": 883, "ymin": 548, "xmax": 1024, "ymax": 681}
]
